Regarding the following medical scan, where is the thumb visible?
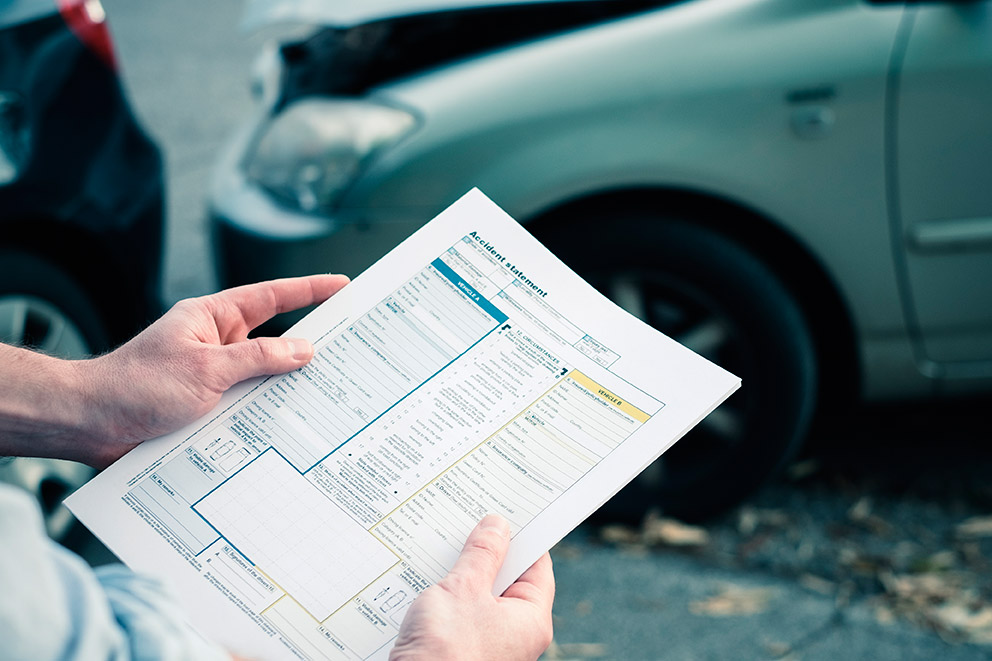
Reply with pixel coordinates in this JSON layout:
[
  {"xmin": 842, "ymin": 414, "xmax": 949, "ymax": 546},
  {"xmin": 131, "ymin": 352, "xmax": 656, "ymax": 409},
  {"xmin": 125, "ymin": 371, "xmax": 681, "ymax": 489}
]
[
  {"xmin": 445, "ymin": 515, "xmax": 511, "ymax": 593},
  {"xmin": 217, "ymin": 336, "xmax": 314, "ymax": 385}
]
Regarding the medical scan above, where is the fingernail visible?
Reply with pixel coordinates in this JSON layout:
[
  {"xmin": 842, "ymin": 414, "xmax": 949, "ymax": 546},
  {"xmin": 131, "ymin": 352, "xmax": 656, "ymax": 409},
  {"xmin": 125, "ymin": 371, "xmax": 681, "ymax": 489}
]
[
  {"xmin": 480, "ymin": 514, "xmax": 509, "ymax": 538},
  {"xmin": 289, "ymin": 338, "xmax": 312, "ymax": 361}
]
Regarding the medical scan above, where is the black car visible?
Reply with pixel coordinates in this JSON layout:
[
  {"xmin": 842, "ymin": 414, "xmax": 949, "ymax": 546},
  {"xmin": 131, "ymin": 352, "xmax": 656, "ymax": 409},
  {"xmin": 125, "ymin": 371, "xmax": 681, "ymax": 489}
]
[
  {"xmin": 1, "ymin": 0, "xmax": 163, "ymax": 355},
  {"xmin": 0, "ymin": 0, "xmax": 164, "ymax": 539}
]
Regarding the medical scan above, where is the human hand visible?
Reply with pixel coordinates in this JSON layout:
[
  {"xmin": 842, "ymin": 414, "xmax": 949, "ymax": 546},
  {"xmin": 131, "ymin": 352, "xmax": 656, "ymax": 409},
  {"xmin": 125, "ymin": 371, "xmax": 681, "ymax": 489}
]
[
  {"xmin": 390, "ymin": 515, "xmax": 555, "ymax": 661},
  {"xmin": 75, "ymin": 274, "xmax": 348, "ymax": 467}
]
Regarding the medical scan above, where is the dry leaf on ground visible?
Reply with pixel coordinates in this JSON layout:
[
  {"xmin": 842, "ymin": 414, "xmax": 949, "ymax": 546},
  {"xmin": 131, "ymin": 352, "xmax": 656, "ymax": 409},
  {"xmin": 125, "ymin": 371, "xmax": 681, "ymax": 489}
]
[
  {"xmin": 874, "ymin": 604, "xmax": 896, "ymax": 625},
  {"xmin": 600, "ymin": 515, "xmax": 709, "ymax": 548},
  {"xmin": 689, "ymin": 584, "xmax": 776, "ymax": 617},
  {"xmin": 848, "ymin": 496, "xmax": 873, "ymax": 522},
  {"xmin": 556, "ymin": 643, "xmax": 609, "ymax": 658},
  {"xmin": 599, "ymin": 524, "xmax": 641, "ymax": 545},
  {"xmin": 880, "ymin": 571, "xmax": 962, "ymax": 605},
  {"xmin": 798, "ymin": 573, "xmax": 835, "ymax": 596},
  {"xmin": 955, "ymin": 515, "xmax": 992, "ymax": 539},
  {"xmin": 642, "ymin": 515, "xmax": 709, "ymax": 547},
  {"xmin": 784, "ymin": 458, "xmax": 820, "ymax": 481},
  {"xmin": 737, "ymin": 506, "xmax": 789, "ymax": 535},
  {"xmin": 929, "ymin": 602, "xmax": 992, "ymax": 645}
]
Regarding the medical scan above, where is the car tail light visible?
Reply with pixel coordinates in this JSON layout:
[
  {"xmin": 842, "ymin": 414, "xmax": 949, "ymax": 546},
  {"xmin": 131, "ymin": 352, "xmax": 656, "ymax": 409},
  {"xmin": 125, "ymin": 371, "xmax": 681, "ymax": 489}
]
[{"xmin": 56, "ymin": 0, "xmax": 117, "ymax": 70}]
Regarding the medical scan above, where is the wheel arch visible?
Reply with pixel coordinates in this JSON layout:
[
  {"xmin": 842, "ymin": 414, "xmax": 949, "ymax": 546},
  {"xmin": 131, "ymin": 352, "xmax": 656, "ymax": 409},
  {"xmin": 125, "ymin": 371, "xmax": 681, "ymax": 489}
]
[
  {"xmin": 523, "ymin": 186, "xmax": 862, "ymax": 412},
  {"xmin": 1, "ymin": 217, "xmax": 143, "ymax": 347}
]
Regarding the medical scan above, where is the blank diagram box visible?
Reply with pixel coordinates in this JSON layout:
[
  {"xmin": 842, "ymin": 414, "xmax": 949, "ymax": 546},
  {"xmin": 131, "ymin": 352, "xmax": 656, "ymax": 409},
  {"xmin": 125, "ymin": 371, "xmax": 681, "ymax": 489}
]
[{"xmin": 194, "ymin": 449, "xmax": 397, "ymax": 621}]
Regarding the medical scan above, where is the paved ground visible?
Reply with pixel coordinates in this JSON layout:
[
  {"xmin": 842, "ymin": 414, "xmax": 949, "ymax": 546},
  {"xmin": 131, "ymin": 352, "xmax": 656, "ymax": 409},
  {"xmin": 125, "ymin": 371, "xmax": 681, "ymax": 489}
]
[
  {"xmin": 99, "ymin": 2, "xmax": 992, "ymax": 658},
  {"xmin": 548, "ymin": 402, "xmax": 992, "ymax": 660},
  {"xmin": 103, "ymin": 0, "xmax": 262, "ymax": 303},
  {"xmin": 550, "ymin": 542, "xmax": 988, "ymax": 661}
]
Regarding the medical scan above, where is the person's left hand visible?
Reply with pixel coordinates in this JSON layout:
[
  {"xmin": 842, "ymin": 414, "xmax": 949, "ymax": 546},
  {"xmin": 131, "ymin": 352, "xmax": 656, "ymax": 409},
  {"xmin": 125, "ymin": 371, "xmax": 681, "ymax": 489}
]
[{"xmin": 74, "ymin": 274, "xmax": 348, "ymax": 467}]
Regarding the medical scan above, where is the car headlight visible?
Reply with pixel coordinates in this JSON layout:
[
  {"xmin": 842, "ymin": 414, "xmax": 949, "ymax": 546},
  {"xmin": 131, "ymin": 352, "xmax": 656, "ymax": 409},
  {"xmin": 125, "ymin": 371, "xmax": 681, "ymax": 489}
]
[{"xmin": 243, "ymin": 99, "xmax": 417, "ymax": 213}]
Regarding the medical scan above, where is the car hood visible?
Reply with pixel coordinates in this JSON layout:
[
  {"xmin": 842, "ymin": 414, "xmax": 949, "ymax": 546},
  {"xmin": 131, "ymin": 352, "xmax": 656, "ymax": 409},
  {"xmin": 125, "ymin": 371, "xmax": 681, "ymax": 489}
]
[
  {"xmin": 254, "ymin": 0, "xmax": 677, "ymax": 97},
  {"xmin": 243, "ymin": 0, "xmax": 615, "ymax": 30}
]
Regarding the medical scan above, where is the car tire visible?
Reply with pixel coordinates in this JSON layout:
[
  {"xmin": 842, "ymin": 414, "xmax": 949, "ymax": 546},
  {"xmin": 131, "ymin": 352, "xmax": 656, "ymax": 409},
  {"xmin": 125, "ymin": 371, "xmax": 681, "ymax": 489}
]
[
  {"xmin": 534, "ymin": 214, "xmax": 817, "ymax": 521},
  {"xmin": 0, "ymin": 251, "xmax": 110, "ymax": 356},
  {"xmin": 0, "ymin": 250, "xmax": 108, "ymax": 540}
]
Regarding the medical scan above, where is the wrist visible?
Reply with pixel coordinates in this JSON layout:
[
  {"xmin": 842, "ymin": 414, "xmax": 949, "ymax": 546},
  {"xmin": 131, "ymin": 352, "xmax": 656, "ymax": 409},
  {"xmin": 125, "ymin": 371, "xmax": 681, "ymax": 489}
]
[
  {"xmin": 71, "ymin": 351, "xmax": 146, "ymax": 466},
  {"xmin": 0, "ymin": 345, "xmax": 99, "ymax": 463}
]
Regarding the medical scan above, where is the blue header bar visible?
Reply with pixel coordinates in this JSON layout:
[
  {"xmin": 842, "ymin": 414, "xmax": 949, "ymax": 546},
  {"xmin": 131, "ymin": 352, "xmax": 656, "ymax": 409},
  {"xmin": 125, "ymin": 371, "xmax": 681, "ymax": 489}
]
[{"xmin": 431, "ymin": 258, "xmax": 508, "ymax": 324}]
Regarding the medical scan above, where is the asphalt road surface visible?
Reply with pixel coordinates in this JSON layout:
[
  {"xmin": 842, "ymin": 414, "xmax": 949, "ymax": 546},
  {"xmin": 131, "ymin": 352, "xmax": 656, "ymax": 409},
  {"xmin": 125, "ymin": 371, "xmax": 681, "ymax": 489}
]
[{"xmin": 101, "ymin": 2, "xmax": 992, "ymax": 659}]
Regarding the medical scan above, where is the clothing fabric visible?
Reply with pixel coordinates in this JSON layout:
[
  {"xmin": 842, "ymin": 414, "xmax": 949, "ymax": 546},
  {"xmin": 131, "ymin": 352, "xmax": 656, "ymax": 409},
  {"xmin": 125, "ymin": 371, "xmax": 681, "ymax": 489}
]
[{"xmin": 0, "ymin": 483, "xmax": 227, "ymax": 661}]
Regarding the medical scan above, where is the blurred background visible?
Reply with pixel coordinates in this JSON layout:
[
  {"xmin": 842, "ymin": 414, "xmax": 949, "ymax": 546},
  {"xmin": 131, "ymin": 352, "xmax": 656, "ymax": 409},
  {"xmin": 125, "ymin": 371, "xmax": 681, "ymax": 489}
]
[{"xmin": 3, "ymin": 0, "xmax": 992, "ymax": 658}]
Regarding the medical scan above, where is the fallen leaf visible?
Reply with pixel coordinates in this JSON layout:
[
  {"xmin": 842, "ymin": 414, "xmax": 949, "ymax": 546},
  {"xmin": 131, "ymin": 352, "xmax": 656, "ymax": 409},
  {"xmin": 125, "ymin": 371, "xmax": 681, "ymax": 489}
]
[
  {"xmin": 737, "ymin": 506, "xmax": 790, "ymax": 536},
  {"xmin": 960, "ymin": 542, "xmax": 987, "ymax": 569},
  {"xmin": 874, "ymin": 604, "xmax": 896, "ymax": 625},
  {"xmin": 689, "ymin": 585, "xmax": 776, "ymax": 617},
  {"xmin": 880, "ymin": 571, "xmax": 959, "ymax": 604},
  {"xmin": 913, "ymin": 550, "xmax": 957, "ymax": 573},
  {"xmin": 785, "ymin": 458, "xmax": 820, "ymax": 481},
  {"xmin": 928, "ymin": 602, "xmax": 992, "ymax": 645},
  {"xmin": 955, "ymin": 515, "xmax": 992, "ymax": 539},
  {"xmin": 557, "ymin": 643, "xmax": 609, "ymax": 658},
  {"xmin": 848, "ymin": 496, "xmax": 872, "ymax": 523},
  {"xmin": 762, "ymin": 640, "xmax": 792, "ymax": 657},
  {"xmin": 799, "ymin": 573, "xmax": 835, "ymax": 596},
  {"xmin": 599, "ymin": 524, "xmax": 640, "ymax": 545},
  {"xmin": 757, "ymin": 509, "xmax": 789, "ymax": 528},
  {"xmin": 738, "ymin": 506, "xmax": 759, "ymax": 535},
  {"xmin": 642, "ymin": 514, "xmax": 709, "ymax": 547},
  {"xmin": 737, "ymin": 531, "xmax": 772, "ymax": 558}
]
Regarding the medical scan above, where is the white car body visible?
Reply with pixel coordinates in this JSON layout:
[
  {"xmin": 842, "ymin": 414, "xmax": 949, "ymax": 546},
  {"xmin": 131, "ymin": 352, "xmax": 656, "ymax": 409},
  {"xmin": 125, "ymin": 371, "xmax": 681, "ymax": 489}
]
[{"xmin": 211, "ymin": 0, "xmax": 992, "ymax": 516}]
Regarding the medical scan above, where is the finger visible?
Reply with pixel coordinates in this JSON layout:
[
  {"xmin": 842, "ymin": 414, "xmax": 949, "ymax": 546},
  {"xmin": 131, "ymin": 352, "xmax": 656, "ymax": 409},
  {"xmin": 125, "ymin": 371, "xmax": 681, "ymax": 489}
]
[
  {"xmin": 213, "ymin": 336, "xmax": 314, "ymax": 386},
  {"xmin": 445, "ymin": 515, "xmax": 511, "ymax": 593},
  {"xmin": 212, "ymin": 275, "xmax": 350, "ymax": 335},
  {"xmin": 501, "ymin": 552, "xmax": 555, "ymax": 610}
]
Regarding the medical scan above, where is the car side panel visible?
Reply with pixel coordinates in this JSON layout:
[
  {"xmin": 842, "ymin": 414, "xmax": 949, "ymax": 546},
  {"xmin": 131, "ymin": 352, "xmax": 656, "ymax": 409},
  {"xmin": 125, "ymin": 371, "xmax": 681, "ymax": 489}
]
[{"xmin": 350, "ymin": 0, "xmax": 922, "ymax": 394}]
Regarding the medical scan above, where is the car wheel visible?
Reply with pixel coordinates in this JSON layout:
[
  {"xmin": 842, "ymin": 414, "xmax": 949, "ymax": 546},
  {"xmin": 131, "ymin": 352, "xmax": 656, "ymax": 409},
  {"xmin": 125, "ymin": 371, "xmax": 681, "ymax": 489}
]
[
  {"xmin": 0, "ymin": 251, "xmax": 108, "ymax": 540},
  {"xmin": 534, "ymin": 214, "xmax": 817, "ymax": 521}
]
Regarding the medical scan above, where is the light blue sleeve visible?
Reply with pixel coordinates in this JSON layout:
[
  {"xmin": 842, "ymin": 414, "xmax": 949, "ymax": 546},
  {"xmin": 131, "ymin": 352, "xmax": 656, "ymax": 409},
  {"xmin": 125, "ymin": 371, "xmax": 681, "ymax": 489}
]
[{"xmin": 0, "ymin": 484, "xmax": 229, "ymax": 661}]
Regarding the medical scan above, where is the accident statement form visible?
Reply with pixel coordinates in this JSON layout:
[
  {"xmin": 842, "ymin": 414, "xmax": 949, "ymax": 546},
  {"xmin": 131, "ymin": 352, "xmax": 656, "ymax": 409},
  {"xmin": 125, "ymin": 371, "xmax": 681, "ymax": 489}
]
[{"xmin": 67, "ymin": 189, "xmax": 740, "ymax": 660}]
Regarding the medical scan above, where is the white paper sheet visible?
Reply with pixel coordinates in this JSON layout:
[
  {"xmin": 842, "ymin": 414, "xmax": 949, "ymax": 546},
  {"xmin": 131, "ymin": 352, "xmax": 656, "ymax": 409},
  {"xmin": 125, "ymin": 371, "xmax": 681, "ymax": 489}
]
[{"xmin": 67, "ymin": 189, "xmax": 739, "ymax": 660}]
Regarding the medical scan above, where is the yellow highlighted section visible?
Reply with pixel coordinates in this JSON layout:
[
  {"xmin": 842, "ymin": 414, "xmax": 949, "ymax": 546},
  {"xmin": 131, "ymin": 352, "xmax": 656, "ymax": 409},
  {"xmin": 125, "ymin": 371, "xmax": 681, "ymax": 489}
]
[{"xmin": 568, "ymin": 370, "xmax": 650, "ymax": 423}]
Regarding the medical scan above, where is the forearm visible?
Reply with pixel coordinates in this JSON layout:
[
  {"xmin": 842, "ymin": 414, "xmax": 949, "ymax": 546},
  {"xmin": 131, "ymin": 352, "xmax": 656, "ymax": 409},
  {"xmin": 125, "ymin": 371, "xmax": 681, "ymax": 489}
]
[
  {"xmin": 0, "ymin": 344, "xmax": 114, "ymax": 466},
  {"xmin": 0, "ymin": 276, "xmax": 349, "ymax": 468}
]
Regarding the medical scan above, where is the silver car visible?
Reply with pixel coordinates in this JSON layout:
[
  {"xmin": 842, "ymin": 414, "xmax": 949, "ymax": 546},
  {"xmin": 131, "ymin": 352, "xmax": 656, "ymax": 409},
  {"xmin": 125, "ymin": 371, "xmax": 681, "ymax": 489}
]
[{"xmin": 210, "ymin": 0, "xmax": 992, "ymax": 520}]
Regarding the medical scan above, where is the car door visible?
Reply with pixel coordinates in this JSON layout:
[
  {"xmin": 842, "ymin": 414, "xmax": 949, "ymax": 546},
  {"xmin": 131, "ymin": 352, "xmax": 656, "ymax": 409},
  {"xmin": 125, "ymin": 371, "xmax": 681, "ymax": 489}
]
[{"xmin": 892, "ymin": 0, "xmax": 992, "ymax": 374}]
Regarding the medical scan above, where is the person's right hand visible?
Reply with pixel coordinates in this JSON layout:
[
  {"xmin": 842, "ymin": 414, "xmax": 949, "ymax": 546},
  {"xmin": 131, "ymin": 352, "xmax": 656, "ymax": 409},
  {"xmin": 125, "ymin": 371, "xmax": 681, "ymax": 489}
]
[
  {"xmin": 389, "ymin": 515, "xmax": 555, "ymax": 661},
  {"xmin": 0, "ymin": 275, "xmax": 348, "ymax": 469},
  {"xmin": 82, "ymin": 274, "xmax": 349, "ymax": 466}
]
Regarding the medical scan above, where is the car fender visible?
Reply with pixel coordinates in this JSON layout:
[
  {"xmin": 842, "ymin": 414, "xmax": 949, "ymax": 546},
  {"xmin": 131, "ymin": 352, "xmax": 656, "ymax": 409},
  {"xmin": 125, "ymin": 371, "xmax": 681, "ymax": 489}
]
[{"xmin": 357, "ymin": 0, "xmax": 907, "ymax": 340}]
